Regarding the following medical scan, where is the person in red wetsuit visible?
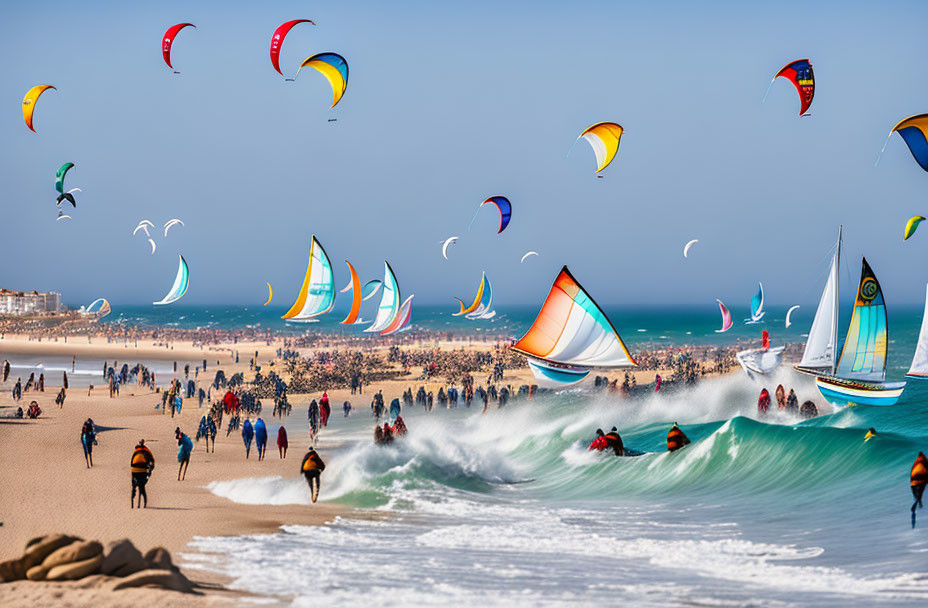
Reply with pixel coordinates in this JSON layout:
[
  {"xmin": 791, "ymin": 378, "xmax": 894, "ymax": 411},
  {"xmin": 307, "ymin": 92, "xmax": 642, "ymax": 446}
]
[
  {"xmin": 277, "ymin": 425, "xmax": 288, "ymax": 459},
  {"xmin": 757, "ymin": 388, "xmax": 771, "ymax": 415},
  {"xmin": 319, "ymin": 392, "xmax": 331, "ymax": 428},
  {"xmin": 588, "ymin": 429, "xmax": 607, "ymax": 451},
  {"xmin": 912, "ymin": 452, "xmax": 927, "ymax": 528},
  {"xmin": 589, "ymin": 427, "xmax": 625, "ymax": 456}
]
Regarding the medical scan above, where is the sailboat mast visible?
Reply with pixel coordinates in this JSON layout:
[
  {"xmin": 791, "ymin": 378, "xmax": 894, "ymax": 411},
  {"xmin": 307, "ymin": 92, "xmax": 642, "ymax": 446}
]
[{"xmin": 832, "ymin": 225, "xmax": 842, "ymax": 376}]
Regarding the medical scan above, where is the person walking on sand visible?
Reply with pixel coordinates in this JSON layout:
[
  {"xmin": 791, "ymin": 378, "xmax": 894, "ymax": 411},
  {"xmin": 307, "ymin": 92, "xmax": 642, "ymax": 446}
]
[
  {"xmin": 242, "ymin": 418, "xmax": 254, "ymax": 458},
  {"xmin": 277, "ymin": 425, "xmax": 288, "ymax": 458},
  {"xmin": 2, "ymin": 359, "xmax": 9, "ymax": 383},
  {"xmin": 308, "ymin": 399, "xmax": 319, "ymax": 443},
  {"xmin": 319, "ymin": 392, "xmax": 331, "ymax": 428},
  {"xmin": 81, "ymin": 418, "xmax": 97, "ymax": 468},
  {"xmin": 55, "ymin": 387, "xmax": 66, "ymax": 409},
  {"xmin": 255, "ymin": 417, "xmax": 268, "ymax": 460},
  {"xmin": 175, "ymin": 427, "xmax": 193, "ymax": 481},
  {"xmin": 300, "ymin": 447, "xmax": 326, "ymax": 503},
  {"xmin": 130, "ymin": 439, "xmax": 155, "ymax": 508}
]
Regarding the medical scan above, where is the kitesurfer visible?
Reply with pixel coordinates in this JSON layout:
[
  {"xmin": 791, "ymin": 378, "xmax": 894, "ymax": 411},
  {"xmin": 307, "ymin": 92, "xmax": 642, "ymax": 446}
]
[
  {"xmin": 864, "ymin": 428, "xmax": 878, "ymax": 442},
  {"xmin": 758, "ymin": 388, "xmax": 771, "ymax": 414},
  {"xmin": 912, "ymin": 452, "xmax": 927, "ymax": 528},
  {"xmin": 130, "ymin": 439, "xmax": 155, "ymax": 508},
  {"xmin": 175, "ymin": 427, "xmax": 192, "ymax": 481},
  {"xmin": 81, "ymin": 418, "xmax": 97, "ymax": 468},
  {"xmin": 277, "ymin": 425, "xmax": 288, "ymax": 458},
  {"xmin": 301, "ymin": 447, "xmax": 326, "ymax": 503},
  {"xmin": 667, "ymin": 423, "xmax": 690, "ymax": 452}
]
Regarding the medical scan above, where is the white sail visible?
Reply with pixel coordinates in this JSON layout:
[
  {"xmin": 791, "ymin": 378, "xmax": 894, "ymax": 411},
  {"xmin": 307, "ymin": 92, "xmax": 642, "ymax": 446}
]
[
  {"xmin": 798, "ymin": 230, "xmax": 841, "ymax": 373},
  {"xmin": 908, "ymin": 284, "xmax": 928, "ymax": 377},
  {"xmin": 365, "ymin": 262, "xmax": 400, "ymax": 332},
  {"xmin": 281, "ymin": 236, "xmax": 336, "ymax": 320},
  {"xmin": 153, "ymin": 255, "xmax": 189, "ymax": 306}
]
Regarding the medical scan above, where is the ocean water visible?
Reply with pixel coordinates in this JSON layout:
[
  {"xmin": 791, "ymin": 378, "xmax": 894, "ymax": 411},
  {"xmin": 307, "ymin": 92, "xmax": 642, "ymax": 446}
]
[{"xmin": 170, "ymin": 306, "xmax": 928, "ymax": 607}]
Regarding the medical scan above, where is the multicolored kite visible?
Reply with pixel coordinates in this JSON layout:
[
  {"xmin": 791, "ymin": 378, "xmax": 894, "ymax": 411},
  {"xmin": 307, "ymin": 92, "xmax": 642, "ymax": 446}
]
[
  {"xmin": 22, "ymin": 85, "xmax": 56, "ymax": 132},
  {"xmin": 162, "ymin": 23, "xmax": 196, "ymax": 71},
  {"xmin": 270, "ymin": 19, "xmax": 316, "ymax": 75},
  {"xmin": 572, "ymin": 122, "xmax": 624, "ymax": 173},
  {"xmin": 766, "ymin": 59, "xmax": 814, "ymax": 116},
  {"xmin": 295, "ymin": 53, "xmax": 349, "ymax": 107},
  {"xmin": 905, "ymin": 216, "xmax": 926, "ymax": 241},
  {"xmin": 888, "ymin": 114, "xmax": 928, "ymax": 173}
]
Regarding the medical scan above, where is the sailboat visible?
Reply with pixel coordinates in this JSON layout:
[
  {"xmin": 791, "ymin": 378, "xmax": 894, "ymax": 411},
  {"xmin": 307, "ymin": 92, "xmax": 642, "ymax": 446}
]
[
  {"xmin": 511, "ymin": 266, "xmax": 636, "ymax": 386},
  {"xmin": 381, "ymin": 295, "xmax": 414, "ymax": 335},
  {"xmin": 365, "ymin": 262, "xmax": 400, "ymax": 332},
  {"xmin": 153, "ymin": 255, "xmax": 189, "ymax": 306},
  {"xmin": 736, "ymin": 329, "xmax": 784, "ymax": 378},
  {"xmin": 744, "ymin": 283, "xmax": 765, "ymax": 324},
  {"xmin": 281, "ymin": 236, "xmax": 335, "ymax": 321},
  {"xmin": 715, "ymin": 299, "xmax": 733, "ymax": 333},
  {"xmin": 797, "ymin": 227, "xmax": 905, "ymax": 406},
  {"xmin": 906, "ymin": 285, "xmax": 928, "ymax": 379}
]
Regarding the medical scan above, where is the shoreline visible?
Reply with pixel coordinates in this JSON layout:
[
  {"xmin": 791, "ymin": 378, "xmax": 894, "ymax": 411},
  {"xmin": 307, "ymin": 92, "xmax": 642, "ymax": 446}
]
[{"xmin": 0, "ymin": 331, "xmax": 746, "ymax": 605}]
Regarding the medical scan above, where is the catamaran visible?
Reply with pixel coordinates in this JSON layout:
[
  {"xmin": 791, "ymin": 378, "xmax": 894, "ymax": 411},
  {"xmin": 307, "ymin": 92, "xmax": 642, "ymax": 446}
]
[
  {"xmin": 736, "ymin": 329, "xmax": 784, "ymax": 378},
  {"xmin": 281, "ymin": 236, "xmax": 335, "ymax": 322},
  {"xmin": 906, "ymin": 284, "xmax": 928, "ymax": 379},
  {"xmin": 512, "ymin": 266, "xmax": 636, "ymax": 386},
  {"xmin": 796, "ymin": 227, "xmax": 905, "ymax": 406}
]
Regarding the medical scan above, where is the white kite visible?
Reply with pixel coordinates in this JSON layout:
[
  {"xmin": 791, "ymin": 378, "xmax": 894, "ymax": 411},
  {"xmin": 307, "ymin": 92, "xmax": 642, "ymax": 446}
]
[
  {"xmin": 164, "ymin": 218, "xmax": 185, "ymax": 237},
  {"xmin": 441, "ymin": 236, "xmax": 458, "ymax": 260},
  {"xmin": 785, "ymin": 305, "xmax": 800, "ymax": 329},
  {"xmin": 148, "ymin": 238, "xmax": 157, "ymax": 255},
  {"xmin": 683, "ymin": 239, "xmax": 699, "ymax": 258},
  {"xmin": 520, "ymin": 251, "xmax": 539, "ymax": 263},
  {"xmin": 56, "ymin": 214, "xmax": 71, "ymax": 221}
]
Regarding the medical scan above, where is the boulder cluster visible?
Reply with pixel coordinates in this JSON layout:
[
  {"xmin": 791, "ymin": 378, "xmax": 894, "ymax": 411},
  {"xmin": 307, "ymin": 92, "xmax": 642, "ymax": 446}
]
[{"xmin": 0, "ymin": 534, "xmax": 195, "ymax": 593}]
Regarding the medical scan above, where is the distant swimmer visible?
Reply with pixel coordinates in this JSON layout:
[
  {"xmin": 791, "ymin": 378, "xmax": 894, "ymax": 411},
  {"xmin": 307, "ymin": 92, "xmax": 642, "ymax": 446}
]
[
  {"xmin": 864, "ymin": 428, "xmax": 877, "ymax": 442},
  {"xmin": 912, "ymin": 452, "xmax": 927, "ymax": 528},
  {"xmin": 301, "ymin": 447, "xmax": 326, "ymax": 503},
  {"xmin": 667, "ymin": 423, "xmax": 691, "ymax": 452},
  {"xmin": 758, "ymin": 388, "xmax": 770, "ymax": 415},
  {"xmin": 81, "ymin": 418, "xmax": 97, "ymax": 468},
  {"xmin": 175, "ymin": 427, "xmax": 193, "ymax": 481},
  {"xmin": 130, "ymin": 439, "xmax": 155, "ymax": 508},
  {"xmin": 277, "ymin": 425, "xmax": 288, "ymax": 458}
]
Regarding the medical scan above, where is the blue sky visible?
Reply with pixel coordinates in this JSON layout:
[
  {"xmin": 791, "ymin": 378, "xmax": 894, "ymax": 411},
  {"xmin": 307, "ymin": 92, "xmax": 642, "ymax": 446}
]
[{"xmin": 2, "ymin": 0, "xmax": 928, "ymax": 311}]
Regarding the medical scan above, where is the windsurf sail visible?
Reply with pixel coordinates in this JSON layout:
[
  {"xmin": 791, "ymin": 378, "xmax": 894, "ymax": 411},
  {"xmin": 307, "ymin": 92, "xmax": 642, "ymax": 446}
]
[
  {"xmin": 512, "ymin": 266, "xmax": 636, "ymax": 370},
  {"xmin": 381, "ymin": 295, "xmax": 414, "ymax": 335},
  {"xmin": 466, "ymin": 275, "xmax": 494, "ymax": 319},
  {"xmin": 746, "ymin": 283, "xmax": 765, "ymax": 323},
  {"xmin": 715, "ymin": 300, "xmax": 733, "ymax": 333},
  {"xmin": 835, "ymin": 258, "xmax": 888, "ymax": 382},
  {"xmin": 365, "ymin": 262, "xmax": 400, "ymax": 332},
  {"xmin": 798, "ymin": 227, "xmax": 842, "ymax": 374},
  {"xmin": 341, "ymin": 261, "xmax": 361, "ymax": 325},
  {"xmin": 153, "ymin": 255, "xmax": 189, "ymax": 306},
  {"xmin": 281, "ymin": 236, "xmax": 335, "ymax": 320},
  {"xmin": 907, "ymin": 284, "xmax": 928, "ymax": 378},
  {"xmin": 454, "ymin": 272, "xmax": 487, "ymax": 316}
]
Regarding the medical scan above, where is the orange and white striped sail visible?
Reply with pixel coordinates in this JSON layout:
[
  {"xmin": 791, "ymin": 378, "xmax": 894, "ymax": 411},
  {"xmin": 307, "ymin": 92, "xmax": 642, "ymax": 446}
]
[{"xmin": 512, "ymin": 267, "xmax": 635, "ymax": 368}]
